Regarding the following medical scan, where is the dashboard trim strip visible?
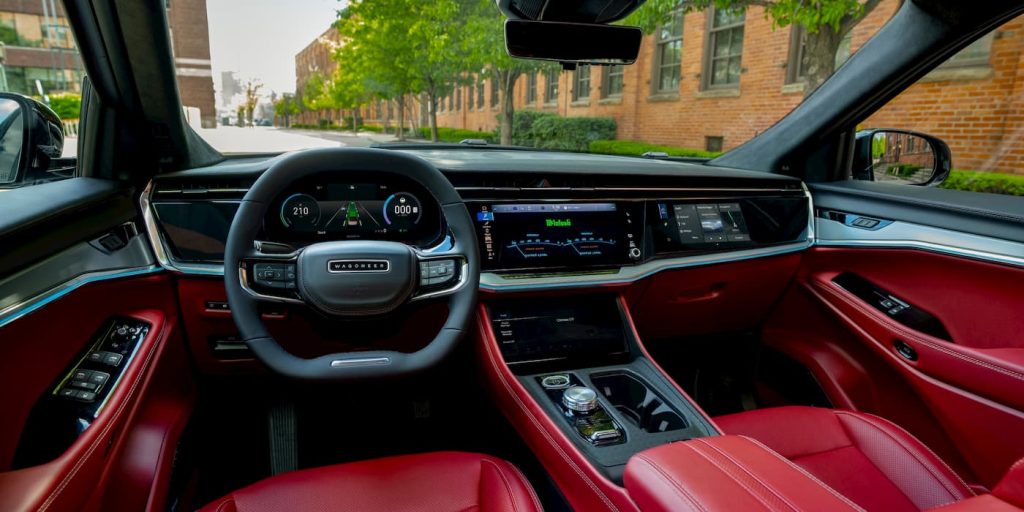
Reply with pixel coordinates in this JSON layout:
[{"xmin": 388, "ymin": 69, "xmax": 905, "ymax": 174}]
[
  {"xmin": 478, "ymin": 241, "xmax": 811, "ymax": 291},
  {"xmin": 815, "ymin": 217, "xmax": 1024, "ymax": 268},
  {"xmin": 0, "ymin": 266, "xmax": 163, "ymax": 330}
]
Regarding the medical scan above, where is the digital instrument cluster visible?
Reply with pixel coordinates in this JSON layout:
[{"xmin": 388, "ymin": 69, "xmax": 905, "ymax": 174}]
[{"xmin": 264, "ymin": 178, "xmax": 441, "ymax": 245}]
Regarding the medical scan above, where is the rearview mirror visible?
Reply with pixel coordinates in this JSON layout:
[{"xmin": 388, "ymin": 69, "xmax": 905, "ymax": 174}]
[
  {"xmin": 853, "ymin": 129, "xmax": 951, "ymax": 186},
  {"xmin": 504, "ymin": 20, "xmax": 642, "ymax": 65}
]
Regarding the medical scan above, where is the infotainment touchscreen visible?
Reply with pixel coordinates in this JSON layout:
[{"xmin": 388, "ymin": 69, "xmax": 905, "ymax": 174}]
[{"xmin": 473, "ymin": 202, "xmax": 638, "ymax": 271}]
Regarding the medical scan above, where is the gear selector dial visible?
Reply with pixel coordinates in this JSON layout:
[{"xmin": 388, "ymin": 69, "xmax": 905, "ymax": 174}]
[{"xmin": 562, "ymin": 386, "xmax": 599, "ymax": 414}]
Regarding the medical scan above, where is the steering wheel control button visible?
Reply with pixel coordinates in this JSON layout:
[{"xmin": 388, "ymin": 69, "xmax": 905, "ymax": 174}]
[
  {"xmin": 253, "ymin": 263, "xmax": 298, "ymax": 290},
  {"xmin": 419, "ymin": 259, "xmax": 458, "ymax": 286},
  {"xmin": 562, "ymin": 386, "xmax": 599, "ymax": 414},
  {"xmin": 541, "ymin": 374, "xmax": 571, "ymax": 390}
]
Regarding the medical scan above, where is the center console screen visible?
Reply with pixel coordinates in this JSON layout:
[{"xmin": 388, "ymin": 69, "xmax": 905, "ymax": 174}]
[
  {"xmin": 489, "ymin": 296, "xmax": 629, "ymax": 366},
  {"xmin": 472, "ymin": 202, "xmax": 641, "ymax": 271}
]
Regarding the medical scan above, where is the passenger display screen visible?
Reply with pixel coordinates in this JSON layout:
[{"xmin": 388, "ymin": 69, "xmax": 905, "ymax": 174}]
[
  {"xmin": 474, "ymin": 202, "xmax": 636, "ymax": 270},
  {"xmin": 656, "ymin": 202, "xmax": 750, "ymax": 245}
]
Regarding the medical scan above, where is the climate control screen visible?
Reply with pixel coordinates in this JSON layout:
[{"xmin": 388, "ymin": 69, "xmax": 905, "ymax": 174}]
[{"xmin": 473, "ymin": 202, "xmax": 640, "ymax": 271}]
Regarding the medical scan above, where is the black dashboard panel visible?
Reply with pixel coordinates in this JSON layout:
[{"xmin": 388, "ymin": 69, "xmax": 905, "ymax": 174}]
[
  {"xmin": 153, "ymin": 201, "xmax": 239, "ymax": 262},
  {"xmin": 146, "ymin": 149, "xmax": 810, "ymax": 272},
  {"xmin": 649, "ymin": 196, "xmax": 809, "ymax": 254}
]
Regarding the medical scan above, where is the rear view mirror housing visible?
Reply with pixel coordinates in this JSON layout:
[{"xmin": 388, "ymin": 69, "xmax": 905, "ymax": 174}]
[
  {"xmin": 504, "ymin": 20, "xmax": 643, "ymax": 66},
  {"xmin": 0, "ymin": 92, "xmax": 65, "ymax": 186},
  {"xmin": 852, "ymin": 129, "xmax": 952, "ymax": 186}
]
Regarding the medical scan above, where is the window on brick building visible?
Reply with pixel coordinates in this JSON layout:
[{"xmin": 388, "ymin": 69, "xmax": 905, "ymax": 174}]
[
  {"xmin": 455, "ymin": 87, "xmax": 461, "ymax": 111},
  {"xmin": 787, "ymin": 26, "xmax": 853, "ymax": 84},
  {"xmin": 938, "ymin": 33, "xmax": 994, "ymax": 69},
  {"xmin": 467, "ymin": 83, "xmax": 475, "ymax": 110},
  {"xmin": 526, "ymin": 73, "xmax": 538, "ymax": 104},
  {"xmin": 601, "ymin": 65, "xmax": 624, "ymax": 98},
  {"xmin": 490, "ymin": 79, "xmax": 499, "ymax": 107},
  {"xmin": 477, "ymin": 80, "xmax": 485, "ymax": 109},
  {"xmin": 705, "ymin": 136, "xmax": 724, "ymax": 153},
  {"xmin": 702, "ymin": 7, "xmax": 745, "ymax": 89},
  {"xmin": 654, "ymin": 9, "xmax": 684, "ymax": 93},
  {"xmin": 544, "ymin": 68, "xmax": 559, "ymax": 103},
  {"xmin": 573, "ymin": 66, "xmax": 591, "ymax": 101}
]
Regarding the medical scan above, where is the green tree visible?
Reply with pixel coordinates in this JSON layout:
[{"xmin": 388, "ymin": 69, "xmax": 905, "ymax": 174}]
[
  {"xmin": 335, "ymin": 1, "xmax": 420, "ymax": 140},
  {"xmin": 242, "ymin": 79, "xmax": 263, "ymax": 127},
  {"xmin": 462, "ymin": 0, "xmax": 548, "ymax": 145},
  {"xmin": 273, "ymin": 94, "xmax": 300, "ymax": 127},
  {"xmin": 626, "ymin": 0, "xmax": 882, "ymax": 95},
  {"xmin": 330, "ymin": 0, "xmax": 473, "ymax": 142}
]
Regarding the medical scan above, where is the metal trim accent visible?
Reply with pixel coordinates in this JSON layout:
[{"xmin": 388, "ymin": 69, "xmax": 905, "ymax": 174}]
[
  {"xmin": 140, "ymin": 181, "xmax": 227, "ymax": 275},
  {"xmin": 239, "ymin": 267, "xmax": 305, "ymax": 305},
  {"xmin": 330, "ymin": 357, "xmax": 391, "ymax": 368},
  {"xmin": 0, "ymin": 266, "xmax": 162, "ymax": 330},
  {"xmin": 815, "ymin": 217, "xmax": 1024, "ymax": 268},
  {"xmin": 478, "ymin": 241, "xmax": 810, "ymax": 291},
  {"xmin": 327, "ymin": 259, "xmax": 391, "ymax": 273}
]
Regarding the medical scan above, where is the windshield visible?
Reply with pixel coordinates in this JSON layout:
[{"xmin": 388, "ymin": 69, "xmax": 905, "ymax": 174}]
[
  {"xmin": 185, "ymin": 0, "xmax": 893, "ymax": 155},
  {"xmin": 177, "ymin": 1, "xmax": 1020, "ymax": 196}
]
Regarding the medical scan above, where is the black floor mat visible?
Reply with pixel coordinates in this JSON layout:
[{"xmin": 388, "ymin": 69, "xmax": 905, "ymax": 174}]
[{"xmin": 645, "ymin": 331, "xmax": 830, "ymax": 417}]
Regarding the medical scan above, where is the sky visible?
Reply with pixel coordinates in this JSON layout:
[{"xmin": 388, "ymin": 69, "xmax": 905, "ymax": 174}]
[{"xmin": 206, "ymin": 0, "xmax": 344, "ymax": 96}]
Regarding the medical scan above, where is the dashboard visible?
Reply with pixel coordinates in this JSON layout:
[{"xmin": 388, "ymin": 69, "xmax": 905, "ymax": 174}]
[{"xmin": 144, "ymin": 149, "xmax": 812, "ymax": 286}]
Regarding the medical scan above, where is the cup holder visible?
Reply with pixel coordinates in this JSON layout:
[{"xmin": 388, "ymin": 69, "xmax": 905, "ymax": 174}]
[{"xmin": 590, "ymin": 372, "xmax": 687, "ymax": 433}]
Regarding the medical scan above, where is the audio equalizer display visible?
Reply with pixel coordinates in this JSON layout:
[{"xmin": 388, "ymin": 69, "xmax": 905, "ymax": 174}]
[{"xmin": 473, "ymin": 203, "xmax": 640, "ymax": 271}]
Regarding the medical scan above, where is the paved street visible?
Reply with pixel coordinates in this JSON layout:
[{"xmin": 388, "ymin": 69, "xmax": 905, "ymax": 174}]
[
  {"xmin": 195, "ymin": 126, "xmax": 423, "ymax": 153},
  {"xmin": 62, "ymin": 126, "xmax": 426, "ymax": 158}
]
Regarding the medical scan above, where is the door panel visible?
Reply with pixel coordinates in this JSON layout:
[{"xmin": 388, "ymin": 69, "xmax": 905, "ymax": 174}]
[
  {"xmin": 0, "ymin": 274, "xmax": 192, "ymax": 511},
  {"xmin": 774, "ymin": 183, "xmax": 1024, "ymax": 488}
]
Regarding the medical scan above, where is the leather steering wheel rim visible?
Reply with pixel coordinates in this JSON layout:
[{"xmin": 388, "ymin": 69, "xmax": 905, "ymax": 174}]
[{"xmin": 223, "ymin": 148, "xmax": 479, "ymax": 381}]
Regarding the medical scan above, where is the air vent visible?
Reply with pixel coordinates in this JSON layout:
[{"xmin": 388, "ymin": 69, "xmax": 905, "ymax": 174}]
[{"xmin": 152, "ymin": 177, "xmax": 253, "ymax": 199}]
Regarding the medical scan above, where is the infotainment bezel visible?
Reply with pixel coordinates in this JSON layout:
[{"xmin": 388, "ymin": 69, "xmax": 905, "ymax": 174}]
[{"xmin": 469, "ymin": 200, "xmax": 647, "ymax": 273}]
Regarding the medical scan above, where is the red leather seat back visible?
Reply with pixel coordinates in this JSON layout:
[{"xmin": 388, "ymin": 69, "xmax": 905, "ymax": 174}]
[
  {"xmin": 200, "ymin": 451, "xmax": 542, "ymax": 512},
  {"xmin": 715, "ymin": 406, "xmax": 974, "ymax": 511}
]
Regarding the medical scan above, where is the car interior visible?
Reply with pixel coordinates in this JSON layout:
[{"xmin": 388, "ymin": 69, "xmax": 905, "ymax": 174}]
[{"xmin": 0, "ymin": 0, "xmax": 1023, "ymax": 511}]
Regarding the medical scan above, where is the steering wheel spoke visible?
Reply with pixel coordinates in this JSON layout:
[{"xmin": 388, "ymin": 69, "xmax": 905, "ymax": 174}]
[
  {"xmin": 412, "ymin": 249, "xmax": 470, "ymax": 301},
  {"xmin": 239, "ymin": 241, "xmax": 304, "ymax": 304}
]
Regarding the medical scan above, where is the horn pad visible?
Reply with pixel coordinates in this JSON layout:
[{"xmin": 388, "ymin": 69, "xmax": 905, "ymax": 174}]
[{"xmin": 296, "ymin": 241, "xmax": 416, "ymax": 316}]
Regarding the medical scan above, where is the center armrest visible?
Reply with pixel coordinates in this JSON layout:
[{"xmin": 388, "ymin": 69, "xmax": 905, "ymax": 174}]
[{"xmin": 624, "ymin": 435, "xmax": 863, "ymax": 512}]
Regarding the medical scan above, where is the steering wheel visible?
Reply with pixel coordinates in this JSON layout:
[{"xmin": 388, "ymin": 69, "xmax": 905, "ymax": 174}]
[{"xmin": 223, "ymin": 148, "xmax": 479, "ymax": 380}]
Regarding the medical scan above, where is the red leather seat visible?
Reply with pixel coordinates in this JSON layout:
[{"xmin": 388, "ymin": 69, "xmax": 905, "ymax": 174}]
[
  {"xmin": 715, "ymin": 406, "xmax": 974, "ymax": 511},
  {"xmin": 199, "ymin": 451, "xmax": 542, "ymax": 512}
]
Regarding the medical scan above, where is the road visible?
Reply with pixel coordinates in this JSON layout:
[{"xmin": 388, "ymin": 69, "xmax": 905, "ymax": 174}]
[
  {"xmin": 194, "ymin": 126, "xmax": 423, "ymax": 153},
  {"xmin": 61, "ymin": 126, "xmax": 423, "ymax": 158}
]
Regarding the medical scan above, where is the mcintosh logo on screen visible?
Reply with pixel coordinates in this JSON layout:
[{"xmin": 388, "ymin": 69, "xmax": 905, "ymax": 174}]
[{"xmin": 545, "ymin": 218, "xmax": 572, "ymax": 228}]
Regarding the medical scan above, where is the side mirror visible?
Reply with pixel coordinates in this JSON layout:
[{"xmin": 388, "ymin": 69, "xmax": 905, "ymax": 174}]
[
  {"xmin": 853, "ymin": 129, "xmax": 951, "ymax": 186},
  {"xmin": 0, "ymin": 92, "xmax": 65, "ymax": 186}
]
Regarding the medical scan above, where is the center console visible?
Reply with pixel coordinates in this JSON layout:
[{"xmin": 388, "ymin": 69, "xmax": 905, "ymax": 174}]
[{"xmin": 485, "ymin": 294, "xmax": 717, "ymax": 483}]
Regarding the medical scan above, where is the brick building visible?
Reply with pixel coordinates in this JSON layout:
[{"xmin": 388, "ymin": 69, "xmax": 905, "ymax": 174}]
[
  {"xmin": 0, "ymin": 0, "xmax": 216, "ymax": 127},
  {"xmin": 0, "ymin": 0, "xmax": 83, "ymax": 96},
  {"xmin": 294, "ymin": 25, "xmax": 341, "ymax": 126},
  {"xmin": 167, "ymin": 0, "xmax": 216, "ymax": 127},
  {"xmin": 431, "ymin": 2, "xmax": 1022, "ymax": 174}
]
